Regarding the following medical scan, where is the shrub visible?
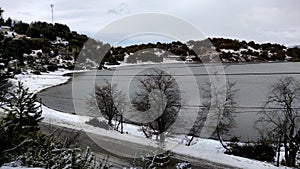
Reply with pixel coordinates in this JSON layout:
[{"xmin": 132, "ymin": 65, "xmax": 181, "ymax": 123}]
[
  {"xmin": 176, "ymin": 162, "xmax": 192, "ymax": 169},
  {"xmin": 47, "ymin": 64, "xmax": 58, "ymax": 71},
  {"xmin": 225, "ymin": 141, "xmax": 276, "ymax": 162}
]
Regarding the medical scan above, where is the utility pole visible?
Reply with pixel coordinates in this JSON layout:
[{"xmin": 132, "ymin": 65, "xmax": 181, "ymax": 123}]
[{"xmin": 50, "ymin": 4, "xmax": 54, "ymax": 23}]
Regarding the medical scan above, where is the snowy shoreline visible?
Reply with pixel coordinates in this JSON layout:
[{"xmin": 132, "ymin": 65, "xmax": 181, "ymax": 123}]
[
  {"xmin": 11, "ymin": 69, "xmax": 90, "ymax": 94},
  {"xmin": 4, "ymin": 64, "xmax": 290, "ymax": 169}
]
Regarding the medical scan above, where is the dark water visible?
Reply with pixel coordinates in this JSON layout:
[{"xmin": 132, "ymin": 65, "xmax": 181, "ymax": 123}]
[{"xmin": 37, "ymin": 62, "xmax": 300, "ymax": 141}]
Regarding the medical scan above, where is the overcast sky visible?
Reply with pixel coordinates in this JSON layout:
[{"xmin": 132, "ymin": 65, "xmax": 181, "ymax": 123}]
[{"xmin": 1, "ymin": 0, "xmax": 300, "ymax": 46}]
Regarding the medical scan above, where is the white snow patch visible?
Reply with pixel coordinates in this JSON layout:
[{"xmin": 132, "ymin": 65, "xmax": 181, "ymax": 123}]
[
  {"xmin": 105, "ymin": 58, "xmax": 185, "ymax": 69},
  {"xmin": 4, "ymin": 31, "xmax": 15, "ymax": 38},
  {"xmin": 52, "ymin": 37, "xmax": 68, "ymax": 45},
  {"xmin": 248, "ymin": 46, "xmax": 261, "ymax": 53},
  {"xmin": 11, "ymin": 70, "xmax": 70, "ymax": 94},
  {"xmin": 31, "ymin": 50, "xmax": 42, "ymax": 56}
]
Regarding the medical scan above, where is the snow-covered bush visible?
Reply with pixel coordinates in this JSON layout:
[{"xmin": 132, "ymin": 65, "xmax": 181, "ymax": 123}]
[
  {"xmin": 175, "ymin": 162, "xmax": 192, "ymax": 169},
  {"xmin": 4, "ymin": 132, "xmax": 110, "ymax": 169},
  {"xmin": 225, "ymin": 140, "xmax": 276, "ymax": 162},
  {"xmin": 141, "ymin": 151, "xmax": 171, "ymax": 169}
]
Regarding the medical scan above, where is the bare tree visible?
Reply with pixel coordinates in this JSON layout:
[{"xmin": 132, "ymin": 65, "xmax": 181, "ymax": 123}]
[
  {"xmin": 88, "ymin": 82, "xmax": 125, "ymax": 127},
  {"xmin": 190, "ymin": 82, "xmax": 237, "ymax": 149},
  {"xmin": 257, "ymin": 76, "xmax": 300, "ymax": 167},
  {"xmin": 132, "ymin": 68, "xmax": 181, "ymax": 143}
]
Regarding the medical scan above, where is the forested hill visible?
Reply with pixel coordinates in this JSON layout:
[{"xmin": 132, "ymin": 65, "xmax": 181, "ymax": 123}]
[
  {"xmin": 105, "ymin": 38, "xmax": 300, "ymax": 64},
  {"xmin": 1, "ymin": 8, "xmax": 300, "ymax": 80}
]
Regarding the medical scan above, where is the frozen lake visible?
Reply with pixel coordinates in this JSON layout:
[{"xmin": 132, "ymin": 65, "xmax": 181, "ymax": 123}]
[{"xmin": 38, "ymin": 62, "xmax": 300, "ymax": 141}]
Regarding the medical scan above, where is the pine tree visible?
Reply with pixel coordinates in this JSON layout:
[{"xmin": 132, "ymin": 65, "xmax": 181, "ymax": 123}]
[
  {"xmin": 4, "ymin": 17, "xmax": 12, "ymax": 27},
  {"xmin": 2, "ymin": 81, "xmax": 43, "ymax": 150},
  {"xmin": 0, "ymin": 81, "xmax": 42, "ymax": 165},
  {"xmin": 0, "ymin": 8, "xmax": 4, "ymax": 25}
]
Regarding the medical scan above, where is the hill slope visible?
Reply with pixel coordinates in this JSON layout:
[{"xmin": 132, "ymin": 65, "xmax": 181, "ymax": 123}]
[{"xmin": 1, "ymin": 16, "xmax": 300, "ymax": 80}]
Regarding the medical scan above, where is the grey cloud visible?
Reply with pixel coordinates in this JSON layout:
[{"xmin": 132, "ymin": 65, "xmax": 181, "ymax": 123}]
[
  {"xmin": 108, "ymin": 3, "xmax": 131, "ymax": 15},
  {"xmin": 1, "ymin": 0, "xmax": 300, "ymax": 46},
  {"xmin": 17, "ymin": 11, "xmax": 33, "ymax": 16},
  {"xmin": 108, "ymin": 9, "xmax": 119, "ymax": 15}
]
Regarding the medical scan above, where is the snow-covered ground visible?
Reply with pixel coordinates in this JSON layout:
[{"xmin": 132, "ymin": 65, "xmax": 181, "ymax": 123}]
[
  {"xmin": 1, "ymin": 64, "xmax": 291, "ymax": 169},
  {"xmin": 105, "ymin": 57, "xmax": 185, "ymax": 69},
  {"xmin": 11, "ymin": 70, "xmax": 71, "ymax": 94}
]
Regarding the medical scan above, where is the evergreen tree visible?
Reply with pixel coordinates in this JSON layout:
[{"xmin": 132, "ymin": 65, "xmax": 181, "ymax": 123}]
[
  {"xmin": 26, "ymin": 26, "xmax": 41, "ymax": 38},
  {"xmin": 3, "ymin": 81, "xmax": 43, "ymax": 142},
  {"xmin": 4, "ymin": 39, "xmax": 31, "ymax": 66},
  {"xmin": 13, "ymin": 21, "xmax": 29, "ymax": 35},
  {"xmin": 4, "ymin": 17, "xmax": 12, "ymax": 27},
  {"xmin": 21, "ymin": 133, "xmax": 108, "ymax": 169},
  {"xmin": 0, "ymin": 81, "xmax": 42, "ymax": 164},
  {"xmin": 0, "ymin": 8, "xmax": 4, "ymax": 25}
]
